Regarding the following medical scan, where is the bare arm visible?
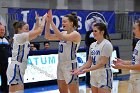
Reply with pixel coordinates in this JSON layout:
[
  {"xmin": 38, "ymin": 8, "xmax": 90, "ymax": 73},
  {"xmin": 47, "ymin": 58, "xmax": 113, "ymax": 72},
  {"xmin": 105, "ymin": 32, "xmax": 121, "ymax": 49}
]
[
  {"xmin": 47, "ymin": 9, "xmax": 81, "ymax": 42},
  {"xmin": 84, "ymin": 56, "xmax": 109, "ymax": 72},
  {"xmin": 112, "ymin": 62, "xmax": 140, "ymax": 70},
  {"xmin": 34, "ymin": 11, "xmax": 39, "ymax": 30},
  {"xmin": 123, "ymin": 60, "xmax": 132, "ymax": 65},
  {"xmin": 123, "ymin": 64, "xmax": 140, "ymax": 70},
  {"xmin": 29, "ymin": 13, "xmax": 46, "ymax": 41},
  {"xmin": 78, "ymin": 56, "xmax": 92, "ymax": 71},
  {"xmin": 112, "ymin": 59, "xmax": 140, "ymax": 70},
  {"xmin": 51, "ymin": 22, "xmax": 81, "ymax": 42},
  {"xmin": 72, "ymin": 56, "xmax": 92, "ymax": 75},
  {"xmin": 45, "ymin": 10, "xmax": 60, "ymax": 40},
  {"xmin": 45, "ymin": 21, "xmax": 60, "ymax": 40}
]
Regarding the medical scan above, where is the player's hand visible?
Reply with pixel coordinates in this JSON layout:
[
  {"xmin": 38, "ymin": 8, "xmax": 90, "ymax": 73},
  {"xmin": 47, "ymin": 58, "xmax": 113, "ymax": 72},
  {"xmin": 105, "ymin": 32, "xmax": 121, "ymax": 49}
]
[
  {"xmin": 71, "ymin": 69, "xmax": 85, "ymax": 75},
  {"xmin": 42, "ymin": 12, "xmax": 48, "ymax": 20},
  {"xmin": 112, "ymin": 63, "xmax": 124, "ymax": 69},
  {"xmin": 35, "ymin": 11, "xmax": 39, "ymax": 21},
  {"xmin": 47, "ymin": 9, "xmax": 53, "ymax": 22},
  {"xmin": 113, "ymin": 58, "xmax": 124, "ymax": 65},
  {"xmin": 112, "ymin": 58, "xmax": 124, "ymax": 69},
  {"xmin": 40, "ymin": 12, "xmax": 47, "ymax": 27},
  {"xmin": 83, "ymin": 69, "xmax": 90, "ymax": 73}
]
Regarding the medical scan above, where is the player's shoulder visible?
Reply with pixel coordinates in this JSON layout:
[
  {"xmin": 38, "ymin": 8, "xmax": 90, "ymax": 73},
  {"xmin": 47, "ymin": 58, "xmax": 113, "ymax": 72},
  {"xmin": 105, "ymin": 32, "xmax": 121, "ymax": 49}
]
[
  {"xmin": 104, "ymin": 39, "xmax": 112, "ymax": 45},
  {"xmin": 90, "ymin": 41, "xmax": 97, "ymax": 47},
  {"xmin": 136, "ymin": 40, "xmax": 140, "ymax": 45},
  {"xmin": 14, "ymin": 32, "xmax": 28, "ymax": 37},
  {"xmin": 102, "ymin": 39, "xmax": 113, "ymax": 50},
  {"xmin": 73, "ymin": 30, "xmax": 80, "ymax": 35}
]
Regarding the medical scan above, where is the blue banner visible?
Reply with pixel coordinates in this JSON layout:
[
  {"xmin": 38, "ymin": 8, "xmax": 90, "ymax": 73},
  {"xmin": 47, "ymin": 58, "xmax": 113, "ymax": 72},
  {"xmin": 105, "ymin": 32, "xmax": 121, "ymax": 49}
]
[
  {"xmin": 8, "ymin": 8, "xmax": 115, "ymax": 34},
  {"xmin": 129, "ymin": 12, "xmax": 140, "ymax": 22}
]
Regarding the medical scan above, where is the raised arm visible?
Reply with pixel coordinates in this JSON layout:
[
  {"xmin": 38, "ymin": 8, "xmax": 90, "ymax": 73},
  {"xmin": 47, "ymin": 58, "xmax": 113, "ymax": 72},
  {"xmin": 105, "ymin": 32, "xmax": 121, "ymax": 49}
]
[
  {"xmin": 47, "ymin": 10, "xmax": 81, "ymax": 42},
  {"xmin": 34, "ymin": 11, "xmax": 39, "ymax": 30},
  {"xmin": 51, "ymin": 21, "xmax": 81, "ymax": 42},
  {"xmin": 45, "ymin": 10, "xmax": 60, "ymax": 41},
  {"xmin": 29, "ymin": 13, "xmax": 47, "ymax": 41}
]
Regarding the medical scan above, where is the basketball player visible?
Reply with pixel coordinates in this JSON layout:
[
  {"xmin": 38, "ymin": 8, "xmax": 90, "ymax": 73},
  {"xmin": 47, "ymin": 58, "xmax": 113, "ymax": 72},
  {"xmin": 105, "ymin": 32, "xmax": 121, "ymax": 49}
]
[
  {"xmin": 72, "ymin": 23, "xmax": 113, "ymax": 93},
  {"xmin": 6, "ymin": 12, "xmax": 47, "ymax": 93},
  {"xmin": 45, "ymin": 10, "xmax": 81, "ymax": 93},
  {"xmin": 112, "ymin": 19, "xmax": 140, "ymax": 93}
]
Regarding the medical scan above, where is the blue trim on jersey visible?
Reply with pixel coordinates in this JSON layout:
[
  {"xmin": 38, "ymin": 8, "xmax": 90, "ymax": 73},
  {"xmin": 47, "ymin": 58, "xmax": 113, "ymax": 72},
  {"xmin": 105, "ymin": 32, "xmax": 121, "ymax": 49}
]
[
  {"xmin": 70, "ymin": 42, "xmax": 73, "ymax": 60},
  {"xmin": 106, "ymin": 69, "xmax": 109, "ymax": 87},
  {"xmin": 71, "ymin": 42, "xmax": 77, "ymax": 60},
  {"xmin": 104, "ymin": 57, "xmax": 111, "ymax": 68},
  {"xmin": 68, "ymin": 63, "xmax": 74, "ymax": 84},
  {"xmin": 75, "ymin": 44, "xmax": 77, "ymax": 58},
  {"xmin": 17, "ymin": 45, "xmax": 20, "ymax": 61},
  {"xmin": 18, "ymin": 66, "xmax": 23, "ymax": 83},
  {"xmin": 9, "ymin": 64, "xmax": 17, "ymax": 84},
  {"xmin": 105, "ymin": 69, "xmax": 112, "ymax": 89},
  {"xmin": 110, "ymin": 69, "xmax": 112, "ymax": 88},
  {"xmin": 20, "ymin": 45, "xmax": 25, "ymax": 62},
  {"xmin": 0, "ymin": 42, "xmax": 9, "ymax": 45}
]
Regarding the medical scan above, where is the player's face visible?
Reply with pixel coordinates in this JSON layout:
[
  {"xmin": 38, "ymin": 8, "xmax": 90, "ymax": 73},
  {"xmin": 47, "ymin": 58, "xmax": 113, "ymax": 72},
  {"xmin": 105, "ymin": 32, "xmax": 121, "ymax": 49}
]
[
  {"xmin": 62, "ymin": 17, "xmax": 73, "ymax": 31},
  {"xmin": 22, "ymin": 24, "xmax": 29, "ymax": 32},
  {"xmin": 133, "ymin": 23, "xmax": 140, "ymax": 38},
  {"xmin": 93, "ymin": 26, "xmax": 104, "ymax": 40},
  {"xmin": 0, "ymin": 25, "xmax": 5, "ymax": 37}
]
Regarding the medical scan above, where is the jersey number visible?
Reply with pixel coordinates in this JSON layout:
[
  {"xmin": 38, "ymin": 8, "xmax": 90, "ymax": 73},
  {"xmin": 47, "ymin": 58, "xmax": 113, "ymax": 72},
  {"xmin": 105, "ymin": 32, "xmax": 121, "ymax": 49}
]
[
  {"xmin": 92, "ymin": 56, "xmax": 96, "ymax": 65},
  {"xmin": 59, "ymin": 44, "xmax": 63, "ymax": 53}
]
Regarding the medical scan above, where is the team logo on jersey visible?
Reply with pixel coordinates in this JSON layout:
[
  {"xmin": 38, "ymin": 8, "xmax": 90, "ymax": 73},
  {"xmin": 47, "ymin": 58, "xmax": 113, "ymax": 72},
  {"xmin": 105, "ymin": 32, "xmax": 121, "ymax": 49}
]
[
  {"xmin": 85, "ymin": 12, "xmax": 107, "ymax": 31},
  {"xmin": 91, "ymin": 50, "xmax": 100, "ymax": 55}
]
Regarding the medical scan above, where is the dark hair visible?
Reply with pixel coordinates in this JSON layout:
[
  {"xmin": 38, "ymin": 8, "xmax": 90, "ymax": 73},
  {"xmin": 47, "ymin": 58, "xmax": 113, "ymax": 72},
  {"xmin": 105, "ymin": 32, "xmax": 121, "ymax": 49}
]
[
  {"xmin": 94, "ymin": 23, "xmax": 111, "ymax": 41},
  {"xmin": 30, "ymin": 42, "xmax": 40, "ymax": 50},
  {"xmin": 44, "ymin": 41, "xmax": 50, "ymax": 45},
  {"xmin": 13, "ymin": 21, "xmax": 26, "ymax": 34},
  {"xmin": 64, "ymin": 12, "xmax": 78, "ymax": 31},
  {"xmin": 0, "ymin": 22, "xmax": 2, "ymax": 25}
]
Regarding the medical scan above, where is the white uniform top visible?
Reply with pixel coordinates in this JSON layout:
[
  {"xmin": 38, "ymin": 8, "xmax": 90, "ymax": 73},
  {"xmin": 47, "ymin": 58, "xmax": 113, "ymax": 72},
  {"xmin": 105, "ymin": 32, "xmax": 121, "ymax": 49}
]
[
  {"xmin": 89, "ymin": 39, "xmax": 113, "ymax": 68},
  {"xmin": 130, "ymin": 40, "xmax": 140, "ymax": 73},
  {"xmin": 58, "ymin": 31, "xmax": 80, "ymax": 63},
  {"xmin": 11, "ymin": 32, "xmax": 30, "ymax": 68}
]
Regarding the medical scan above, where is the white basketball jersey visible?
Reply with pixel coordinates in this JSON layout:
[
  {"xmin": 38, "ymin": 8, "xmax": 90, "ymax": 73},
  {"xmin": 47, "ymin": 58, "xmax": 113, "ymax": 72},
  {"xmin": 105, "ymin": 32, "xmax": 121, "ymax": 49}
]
[
  {"xmin": 11, "ymin": 32, "xmax": 30, "ymax": 65},
  {"xmin": 58, "ymin": 32, "xmax": 80, "ymax": 63},
  {"xmin": 131, "ymin": 40, "xmax": 140, "ymax": 73},
  {"xmin": 89, "ymin": 39, "xmax": 113, "ymax": 68}
]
